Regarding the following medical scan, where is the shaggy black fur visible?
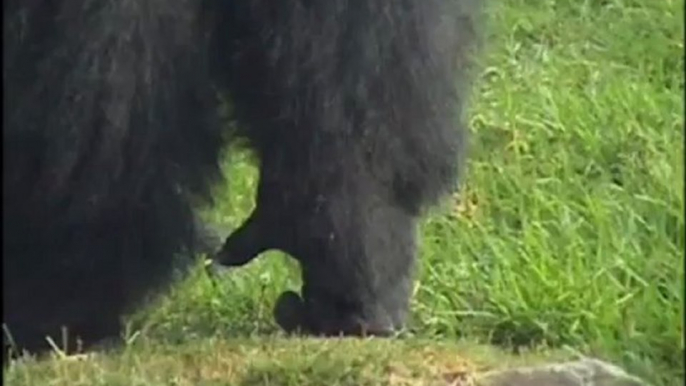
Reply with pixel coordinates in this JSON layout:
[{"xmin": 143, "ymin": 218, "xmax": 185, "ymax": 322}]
[{"xmin": 3, "ymin": 0, "xmax": 480, "ymax": 355}]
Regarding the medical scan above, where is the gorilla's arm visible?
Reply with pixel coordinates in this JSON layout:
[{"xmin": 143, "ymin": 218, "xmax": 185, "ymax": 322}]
[{"xmin": 214, "ymin": 0, "xmax": 481, "ymax": 335}]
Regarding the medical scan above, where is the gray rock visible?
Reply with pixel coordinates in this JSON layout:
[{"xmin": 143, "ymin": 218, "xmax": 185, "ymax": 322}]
[{"xmin": 476, "ymin": 358, "xmax": 649, "ymax": 386}]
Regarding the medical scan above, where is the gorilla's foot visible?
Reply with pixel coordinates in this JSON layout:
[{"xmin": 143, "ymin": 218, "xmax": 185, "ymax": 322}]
[{"xmin": 214, "ymin": 209, "xmax": 274, "ymax": 267}]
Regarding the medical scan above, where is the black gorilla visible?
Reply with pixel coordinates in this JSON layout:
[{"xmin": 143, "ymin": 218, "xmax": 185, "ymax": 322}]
[{"xmin": 3, "ymin": 0, "xmax": 480, "ymax": 355}]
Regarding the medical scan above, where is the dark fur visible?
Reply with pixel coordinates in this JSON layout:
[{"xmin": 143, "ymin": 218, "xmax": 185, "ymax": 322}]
[{"xmin": 3, "ymin": 0, "xmax": 480, "ymax": 355}]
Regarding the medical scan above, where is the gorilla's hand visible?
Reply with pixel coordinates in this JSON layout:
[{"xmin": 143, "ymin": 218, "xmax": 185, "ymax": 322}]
[{"xmin": 273, "ymin": 290, "xmax": 397, "ymax": 337}]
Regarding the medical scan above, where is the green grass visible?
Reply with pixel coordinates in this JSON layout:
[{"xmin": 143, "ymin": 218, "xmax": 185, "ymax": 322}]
[
  {"xmin": 6, "ymin": 337, "xmax": 580, "ymax": 386},
  {"xmin": 5, "ymin": 1, "xmax": 683, "ymax": 385}
]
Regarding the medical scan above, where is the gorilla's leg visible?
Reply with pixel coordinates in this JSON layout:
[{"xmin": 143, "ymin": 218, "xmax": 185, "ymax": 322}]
[
  {"xmin": 213, "ymin": 1, "xmax": 480, "ymax": 335},
  {"xmin": 193, "ymin": 216, "xmax": 229, "ymax": 256},
  {"xmin": 3, "ymin": 0, "xmax": 224, "ymax": 354}
]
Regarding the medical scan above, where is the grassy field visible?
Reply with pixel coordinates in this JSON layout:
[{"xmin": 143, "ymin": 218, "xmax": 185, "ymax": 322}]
[{"xmin": 5, "ymin": 1, "xmax": 683, "ymax": 385}]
